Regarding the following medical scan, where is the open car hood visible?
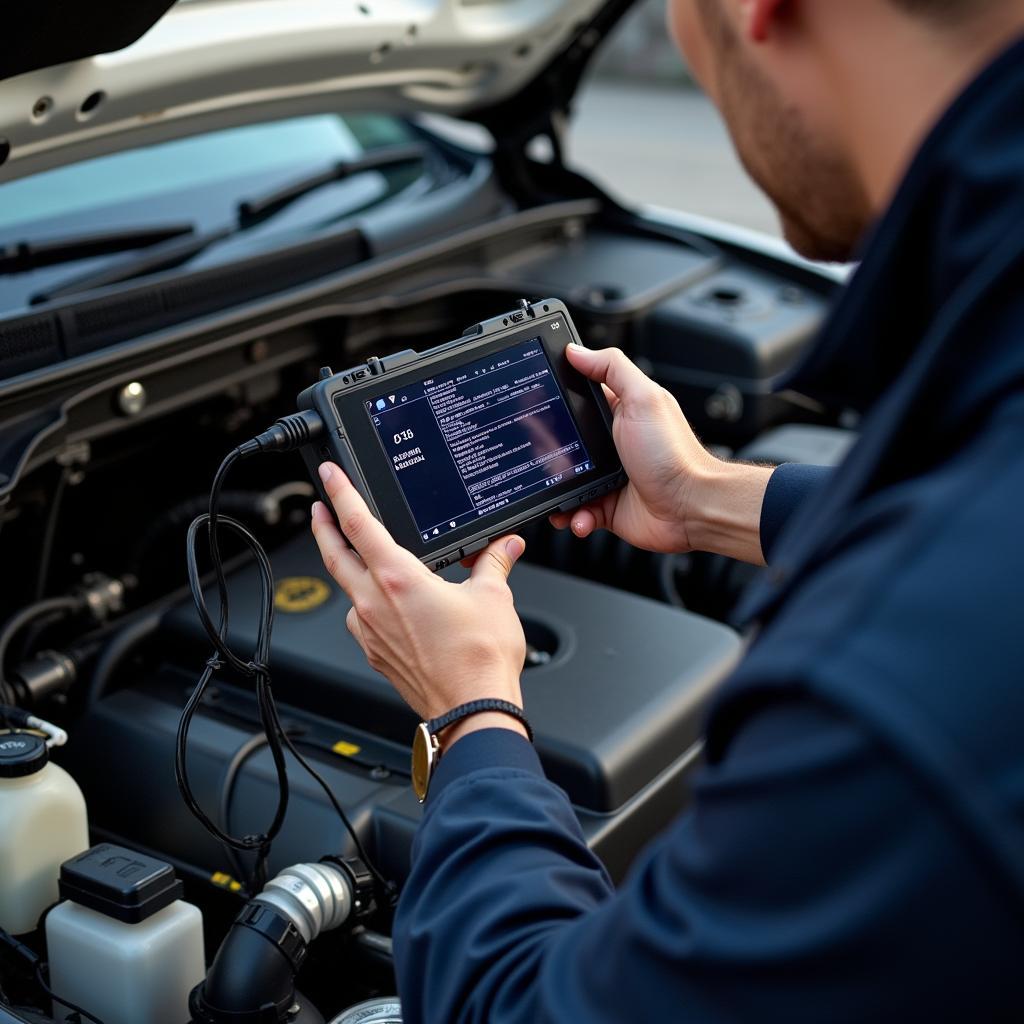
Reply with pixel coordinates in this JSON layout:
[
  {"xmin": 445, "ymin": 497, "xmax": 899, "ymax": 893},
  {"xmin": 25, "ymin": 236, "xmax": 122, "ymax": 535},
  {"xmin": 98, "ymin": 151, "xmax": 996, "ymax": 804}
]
[{"xmin": 0, "ymin": 0, "xmax": 633, "ymax": 183}]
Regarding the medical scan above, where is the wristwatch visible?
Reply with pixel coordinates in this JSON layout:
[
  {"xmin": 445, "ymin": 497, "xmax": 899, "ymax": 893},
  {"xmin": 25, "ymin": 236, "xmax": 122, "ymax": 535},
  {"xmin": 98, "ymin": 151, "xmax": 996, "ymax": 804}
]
[{"xmin": 411, "ymin": 699, "xmax": 534, "ymax": 802}]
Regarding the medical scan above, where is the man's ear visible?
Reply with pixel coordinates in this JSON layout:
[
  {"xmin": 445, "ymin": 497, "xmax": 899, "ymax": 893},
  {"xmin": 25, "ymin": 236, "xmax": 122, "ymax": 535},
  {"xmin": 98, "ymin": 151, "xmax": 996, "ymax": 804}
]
[{"xmin": 742, "ymin": 0, "xmax": 789, "ymax": 42}]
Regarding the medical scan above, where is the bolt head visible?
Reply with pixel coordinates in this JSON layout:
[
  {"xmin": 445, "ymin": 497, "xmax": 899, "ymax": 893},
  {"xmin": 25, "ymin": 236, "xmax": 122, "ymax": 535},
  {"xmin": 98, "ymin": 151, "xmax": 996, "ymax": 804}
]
[{"xmin": 117, "ymin": 381, "xmax": 147, "ymax": 416}]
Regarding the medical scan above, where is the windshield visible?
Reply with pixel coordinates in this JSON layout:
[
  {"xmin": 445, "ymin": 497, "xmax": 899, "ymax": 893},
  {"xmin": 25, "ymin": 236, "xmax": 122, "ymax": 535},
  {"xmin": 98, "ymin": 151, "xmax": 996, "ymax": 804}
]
[
  {"xmin": 0, "ymin": 113, "xmax": 422, "ymax": 314},
  {"xmin": 2, "ymin": 116, "xmax": 365, "ymax": 233}
]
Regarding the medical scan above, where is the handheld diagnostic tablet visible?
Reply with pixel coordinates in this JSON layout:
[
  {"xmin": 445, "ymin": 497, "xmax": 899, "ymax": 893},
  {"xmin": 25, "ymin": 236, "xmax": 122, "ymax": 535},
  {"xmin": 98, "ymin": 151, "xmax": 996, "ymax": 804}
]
[{"xmin": 296, "ymin": 298, "xmax": 625, "ymax": 571}]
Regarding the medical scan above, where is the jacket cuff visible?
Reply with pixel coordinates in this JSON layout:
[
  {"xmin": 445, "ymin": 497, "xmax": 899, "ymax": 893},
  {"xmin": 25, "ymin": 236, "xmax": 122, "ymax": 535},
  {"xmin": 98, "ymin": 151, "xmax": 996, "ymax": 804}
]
[
  {"xmin": 428, "ymin": 727, "xmax": 544, "ymax": 803},
  {"xmin": 759, "ymin": 463, "xmax": 832, "ymax": 563}
]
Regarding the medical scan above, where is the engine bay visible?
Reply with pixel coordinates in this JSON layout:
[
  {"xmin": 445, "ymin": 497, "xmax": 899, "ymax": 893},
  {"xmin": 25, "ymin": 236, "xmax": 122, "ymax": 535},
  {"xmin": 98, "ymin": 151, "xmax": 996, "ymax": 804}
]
[{"xmin": 0, "ymin": 198, "xmax": 850, "ymax": 1022}]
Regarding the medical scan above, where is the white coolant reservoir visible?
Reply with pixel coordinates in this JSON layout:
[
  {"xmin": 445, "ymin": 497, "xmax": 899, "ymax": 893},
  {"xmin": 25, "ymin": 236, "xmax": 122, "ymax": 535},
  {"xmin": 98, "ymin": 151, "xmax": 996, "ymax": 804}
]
[
  {"xmin": 0, "ymin": 731, "xmax": 89, "ymax": 935},
  {"xmin": 45, "ymin": 843, "xmax": 205, "ymax": 1024}
]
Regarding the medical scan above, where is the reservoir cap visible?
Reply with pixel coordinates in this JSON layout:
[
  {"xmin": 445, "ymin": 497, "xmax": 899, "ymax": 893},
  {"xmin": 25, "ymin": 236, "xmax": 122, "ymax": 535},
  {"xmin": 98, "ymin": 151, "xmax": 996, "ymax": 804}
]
[
  {"xmin": 0, "ymin": 732, "xmax": 48, "ymax": 777},
  {"xmin": 60, "ymin": 843, "xmax": 184, "ymax": 923}
]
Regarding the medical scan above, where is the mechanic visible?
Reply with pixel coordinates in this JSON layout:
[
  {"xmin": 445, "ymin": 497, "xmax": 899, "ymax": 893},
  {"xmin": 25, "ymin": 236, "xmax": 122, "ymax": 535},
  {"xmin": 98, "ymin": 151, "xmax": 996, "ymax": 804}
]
[{"xmin": 310, "ymin": 0, "xmax": 1024, "ymax": 1019}]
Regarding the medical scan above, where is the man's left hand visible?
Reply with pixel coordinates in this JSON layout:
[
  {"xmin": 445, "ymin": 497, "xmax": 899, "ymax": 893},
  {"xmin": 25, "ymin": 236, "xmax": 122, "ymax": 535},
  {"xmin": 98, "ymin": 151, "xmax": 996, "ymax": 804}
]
[{"xmin": 310, "ymin": 462, "xmax": 528, "ymax": 743}]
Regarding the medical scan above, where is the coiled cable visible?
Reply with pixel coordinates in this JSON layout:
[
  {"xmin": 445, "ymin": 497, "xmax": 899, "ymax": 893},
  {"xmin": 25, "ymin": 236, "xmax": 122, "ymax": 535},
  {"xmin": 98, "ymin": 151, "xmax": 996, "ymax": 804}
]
[{"xmin": 177, "ymin": 424, "xmax": 393, "ymax": 901}]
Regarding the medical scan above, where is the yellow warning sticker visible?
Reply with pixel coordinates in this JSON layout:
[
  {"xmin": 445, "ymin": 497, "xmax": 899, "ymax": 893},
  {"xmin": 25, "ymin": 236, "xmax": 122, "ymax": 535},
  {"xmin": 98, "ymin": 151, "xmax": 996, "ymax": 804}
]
[
  {"xmin": 332, "ymin": 740, "xmax": 362, "ymax": 758},
  {"xmin": 274, "ymin": 576, "xmax": 331, "ymax": 613}
]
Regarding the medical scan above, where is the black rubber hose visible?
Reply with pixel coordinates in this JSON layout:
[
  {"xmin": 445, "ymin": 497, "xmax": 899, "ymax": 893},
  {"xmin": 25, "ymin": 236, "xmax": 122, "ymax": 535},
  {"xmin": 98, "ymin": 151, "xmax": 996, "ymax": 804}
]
[
  {"xmin": 34, "ymin": 467, "xmax": 69, "ymax": 601},
  {"xmin": 83, "ymin": 546, "xmax": 256, "ymax": 709},
  {"xmin": 191, "ymin": 903, "xmax": 314, "ymax": 1024},
  {"xmin": 0, "ymin": 597, "xmax": 82, "ymax": 703},
  {"xmin": 129, "ymin": 491, "xmax": 275, "ymax": 573},
  {"xmin": 85, "ymin": 609, "xmax": 163, "ymax": 708}
]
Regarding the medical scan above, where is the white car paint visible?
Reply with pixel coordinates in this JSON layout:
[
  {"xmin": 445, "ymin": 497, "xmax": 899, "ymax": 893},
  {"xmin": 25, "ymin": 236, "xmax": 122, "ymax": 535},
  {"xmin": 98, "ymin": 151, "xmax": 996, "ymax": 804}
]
[{"xmin": 0, "ymin": 0, "xmax": 606, "ymax": 183}]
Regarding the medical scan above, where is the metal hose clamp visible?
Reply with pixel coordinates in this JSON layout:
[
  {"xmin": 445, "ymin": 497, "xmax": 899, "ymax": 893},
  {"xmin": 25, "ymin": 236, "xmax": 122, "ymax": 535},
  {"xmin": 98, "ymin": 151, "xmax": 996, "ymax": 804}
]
[{"xmin": 256, "ymin": 861, "xmax": 353, "ymax": 944}]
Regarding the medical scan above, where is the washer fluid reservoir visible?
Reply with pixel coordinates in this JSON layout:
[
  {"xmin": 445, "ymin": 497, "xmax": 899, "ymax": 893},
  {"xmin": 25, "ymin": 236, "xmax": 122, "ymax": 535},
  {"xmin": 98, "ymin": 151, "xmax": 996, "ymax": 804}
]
[{"xmin": 0, "ymin": 731, "xmax": 88, "ymax": 935}]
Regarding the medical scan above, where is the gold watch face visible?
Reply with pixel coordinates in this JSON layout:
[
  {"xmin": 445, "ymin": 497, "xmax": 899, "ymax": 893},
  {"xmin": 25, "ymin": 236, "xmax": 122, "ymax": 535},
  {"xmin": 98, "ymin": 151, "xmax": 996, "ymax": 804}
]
[{"xmin": 411, "ymin": 722, "xmax": 436, "ymax": 802}]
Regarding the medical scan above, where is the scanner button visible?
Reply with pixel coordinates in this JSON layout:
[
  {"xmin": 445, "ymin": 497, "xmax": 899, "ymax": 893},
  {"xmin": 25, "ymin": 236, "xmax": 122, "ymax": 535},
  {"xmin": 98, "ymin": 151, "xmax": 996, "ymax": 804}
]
[
  {"xmin": 434, "ymin": 557, "xmax": 450, "ymax": 570},
  {"xmin": 460, "ymin": 539, "xmax": 488, "ymax": 560}
]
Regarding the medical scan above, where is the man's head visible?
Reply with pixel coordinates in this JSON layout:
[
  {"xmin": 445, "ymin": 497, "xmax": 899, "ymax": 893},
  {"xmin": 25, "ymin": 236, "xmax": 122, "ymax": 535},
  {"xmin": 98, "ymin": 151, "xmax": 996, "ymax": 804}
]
[{"xmin": 668, "ymin": 0, "xmax": 1022, "ymax": 261}]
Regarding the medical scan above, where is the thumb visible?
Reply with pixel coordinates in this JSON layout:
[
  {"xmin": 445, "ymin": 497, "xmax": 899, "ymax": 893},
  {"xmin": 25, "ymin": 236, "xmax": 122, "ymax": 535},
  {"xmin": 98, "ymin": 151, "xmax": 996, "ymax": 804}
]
[
  {"xmin": 470, "ymin": 535, "xmax": 525, "ymax": 587},
  {"xmin": 565, "ymin": 343, "xmax": 654, "ymax": 405}
]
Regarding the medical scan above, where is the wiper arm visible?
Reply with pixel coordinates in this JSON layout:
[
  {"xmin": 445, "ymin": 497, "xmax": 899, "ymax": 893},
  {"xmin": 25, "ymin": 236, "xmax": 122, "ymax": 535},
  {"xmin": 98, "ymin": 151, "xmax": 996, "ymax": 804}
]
[
  {"xmin": 30, "ymin": 144, "xmax": 427, "ymax": 306},
  {"xmin": 1, "ymin": 224, "xmax": 194, "ymax": 274},
  {"xmin": 31, "ymin": 227, "xmax": 232, "ymax": 305},
  {"xmin": 237, "ymin": 142, "xmax": 426, "ymax": 226}
]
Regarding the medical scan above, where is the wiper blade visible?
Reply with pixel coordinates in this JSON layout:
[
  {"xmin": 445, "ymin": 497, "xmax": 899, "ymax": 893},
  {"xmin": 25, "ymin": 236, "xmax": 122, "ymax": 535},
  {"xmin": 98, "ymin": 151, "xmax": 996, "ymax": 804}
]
[
  {"xmin": 31, "ymin": 228, "xmax": 232, "ymax": 305},
  {"xmin": 30, "ymin": 144, "xmax": 427, "ymax": 306},
  {"xmin": 1, "ymin": 224, "xmax": 194, "ymax": 274},
  {"xmin": 237, "ymin": 142, "xmax": 426, "ymax": 226}
]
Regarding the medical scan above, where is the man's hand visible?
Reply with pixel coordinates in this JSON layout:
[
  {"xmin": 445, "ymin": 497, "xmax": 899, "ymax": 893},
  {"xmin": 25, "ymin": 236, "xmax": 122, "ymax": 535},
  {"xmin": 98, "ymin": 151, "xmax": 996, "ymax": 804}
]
[
  {"xmin": 551, "ymin": 343, "xmax": 772, "ymax": 566},
  {"xmin": 310, "ymin": 462, "xmax": 529, "ymax": 747}
]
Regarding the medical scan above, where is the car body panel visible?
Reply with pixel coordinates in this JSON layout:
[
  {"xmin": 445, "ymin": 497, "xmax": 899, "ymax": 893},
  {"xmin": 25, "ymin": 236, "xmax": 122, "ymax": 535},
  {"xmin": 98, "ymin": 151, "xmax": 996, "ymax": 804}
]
[{"xmin": 0, "ymin": 0, "xmax": 611, "ymax": 183}]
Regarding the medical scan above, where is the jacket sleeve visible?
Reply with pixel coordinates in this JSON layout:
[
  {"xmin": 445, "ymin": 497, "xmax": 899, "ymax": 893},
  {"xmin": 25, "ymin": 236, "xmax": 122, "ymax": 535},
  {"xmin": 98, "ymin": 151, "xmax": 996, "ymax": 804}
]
[
  {"xmin": 759, "ymin": 463, "xmax": 832, "ymax": 562},
  {"xmin": 392, "ymin": 704, "xmax": 1018, "ymax": 1024}
]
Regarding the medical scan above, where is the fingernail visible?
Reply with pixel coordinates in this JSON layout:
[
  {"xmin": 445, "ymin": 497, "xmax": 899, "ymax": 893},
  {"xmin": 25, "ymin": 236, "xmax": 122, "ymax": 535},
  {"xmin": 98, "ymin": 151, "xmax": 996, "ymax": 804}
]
[
  {"xmin": 318, "ymin": 462, "xmax": 334, "ymax": 483},
  {"xmin": 569, "ymin": 340, "xmax": 587, "ymax": 350},
  {"xmin": 506, "ymin": 536, "xmax": 524, "ymax": 558},
  {"xmin": 311, "ymin": 501, "xmax": 323, "ymax": 520},
  {"xmin": 572, "ymin": 519, "xmax": 584, "ymax": 535}
]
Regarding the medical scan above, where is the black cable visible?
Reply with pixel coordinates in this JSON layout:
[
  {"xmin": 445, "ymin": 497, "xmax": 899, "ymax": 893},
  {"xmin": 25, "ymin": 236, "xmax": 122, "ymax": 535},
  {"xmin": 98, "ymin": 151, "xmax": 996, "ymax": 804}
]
[
  {"xmin": 278, "ymin": 727, "xmax": 394, "ymax": 898},
  {"xmin": 177, "ymin": 450, "xmax": 290, "ymax": 896},
  {"xmin": 34, "ymin": 466, "xmax": 69, "ymax": 601},
  {"xmin": 178, "ymin": 432, "xmax": 394, "ymax": 904},
  {"xmin": 34, "ymin": 962, "xmax": 106, "ymax": 1024},
  {"xmin": 219, "ymin": 732, "xmax": 271, "ymax": 893}
]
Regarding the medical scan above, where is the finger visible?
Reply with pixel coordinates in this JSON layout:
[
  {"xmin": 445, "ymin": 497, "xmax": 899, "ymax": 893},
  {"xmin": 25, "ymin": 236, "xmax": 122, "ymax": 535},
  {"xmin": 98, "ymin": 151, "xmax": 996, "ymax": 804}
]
[
  {"xmin": 318, "ymin": 462, "xmax": 401, "ymax": 570},
  {"xmin": 469, "ymin": 535, "xmax": 525, "ymax": 588},
  {"xmin": 565, "ymin": 343, "xmax": 656, "ymax": 406},
  {"xmin": 549, "ymin": 510, "xmax": 572, "ymax": 530},
  {"xmin": 549, "ymin": 501, "xmax": 603, "ymax": 532},
  {"xmin": 568, "ymin": 506, "xmax": 605, "ymax": 538},
  {"xmin": 551, "ymin": 492, "xmax": 615, "ymax": 536},
  {"xmin": 601, "ymin": 383, "xmax": 621, "ymax": 413},
  {"xmin": 311, "ymin": 500, "xmax": 364, "ymax": 592}
]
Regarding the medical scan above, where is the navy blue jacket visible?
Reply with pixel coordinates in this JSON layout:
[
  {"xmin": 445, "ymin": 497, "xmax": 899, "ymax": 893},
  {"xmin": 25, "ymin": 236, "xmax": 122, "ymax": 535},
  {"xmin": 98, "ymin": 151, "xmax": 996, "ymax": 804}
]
[{"xmin": 393, "ymin": 37, "xmax": 1024, "ymax": 1022}]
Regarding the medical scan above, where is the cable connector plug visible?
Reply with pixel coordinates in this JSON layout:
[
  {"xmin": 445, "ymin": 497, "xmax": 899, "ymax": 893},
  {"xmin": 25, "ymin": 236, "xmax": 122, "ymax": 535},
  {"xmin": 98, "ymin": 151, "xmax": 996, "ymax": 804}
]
[{"xmin": 238, "ymin": 410, "xmax": 324, "ymax": 458}]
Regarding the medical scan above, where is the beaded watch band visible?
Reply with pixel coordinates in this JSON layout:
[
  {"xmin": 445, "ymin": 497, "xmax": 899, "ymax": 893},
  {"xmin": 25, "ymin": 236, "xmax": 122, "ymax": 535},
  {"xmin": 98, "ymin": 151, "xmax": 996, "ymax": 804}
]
[{"xmin": 426, "ymin": 699, "xmax": 534, "ymax": 743}]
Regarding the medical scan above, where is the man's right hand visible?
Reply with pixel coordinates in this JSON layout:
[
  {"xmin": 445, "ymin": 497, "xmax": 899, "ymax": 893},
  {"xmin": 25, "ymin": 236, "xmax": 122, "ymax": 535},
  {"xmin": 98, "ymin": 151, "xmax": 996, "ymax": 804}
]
[{"xmin": 550, "ymin": 344, "xmax": 772, "ymax": 566}]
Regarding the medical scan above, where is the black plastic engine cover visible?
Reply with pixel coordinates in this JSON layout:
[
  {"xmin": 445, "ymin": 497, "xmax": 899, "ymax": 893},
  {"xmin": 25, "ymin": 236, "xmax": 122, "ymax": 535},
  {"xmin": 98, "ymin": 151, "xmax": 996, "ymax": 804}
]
[
  {"xmin": 62, "ymin": 534, "xmax": 739, "ymax": 886},
  {"xmin": 638, "ymin": 264, "xmax": 831, "ymax": 445},
  {"xmin": 164, "ymin": 535, "xmax": 739, "ymax": 814}
]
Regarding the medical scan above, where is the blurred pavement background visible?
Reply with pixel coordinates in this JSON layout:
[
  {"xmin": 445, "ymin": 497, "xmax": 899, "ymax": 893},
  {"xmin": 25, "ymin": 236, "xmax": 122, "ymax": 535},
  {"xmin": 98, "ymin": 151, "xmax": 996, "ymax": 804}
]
[
  {"xmin": 567, "ymin": 0, "xmax": 782, "ymax": 238},
  {"xmin": 569, "ymin": 81, "xmax": 781, "ymax": 236}
]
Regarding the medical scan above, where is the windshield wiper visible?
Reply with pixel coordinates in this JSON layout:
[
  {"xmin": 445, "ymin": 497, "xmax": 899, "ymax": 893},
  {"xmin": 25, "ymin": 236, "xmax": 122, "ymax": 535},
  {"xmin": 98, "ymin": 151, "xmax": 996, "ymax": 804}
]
[
  {"xmin": 31, "ymin": 228, "xmax": 233, "ymax": 305},
  {"xmin": 30, "ymin": 144, "xmax": 427, "ymax": 306},
  {"xmin": 1, "ymin": 224, "xmax": 194, "ymax": 274},
  {"xmin": 236, "ymin": 142, "xmax": 426, "ymax": 226}
]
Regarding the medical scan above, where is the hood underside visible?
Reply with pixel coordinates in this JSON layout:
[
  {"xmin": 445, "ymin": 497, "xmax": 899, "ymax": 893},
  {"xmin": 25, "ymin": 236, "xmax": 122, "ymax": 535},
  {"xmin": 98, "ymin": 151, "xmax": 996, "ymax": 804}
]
[{"xmin": 0, "ymin": 0, "xmax": 622, "ymax": 184}]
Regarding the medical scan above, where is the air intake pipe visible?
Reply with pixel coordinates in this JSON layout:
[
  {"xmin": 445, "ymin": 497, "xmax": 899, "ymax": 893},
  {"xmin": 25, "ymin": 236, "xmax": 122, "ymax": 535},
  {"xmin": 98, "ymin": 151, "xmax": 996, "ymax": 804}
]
[{"xmin": 190, "ymin": 858, "xmax": 376, "ymax": 1024}]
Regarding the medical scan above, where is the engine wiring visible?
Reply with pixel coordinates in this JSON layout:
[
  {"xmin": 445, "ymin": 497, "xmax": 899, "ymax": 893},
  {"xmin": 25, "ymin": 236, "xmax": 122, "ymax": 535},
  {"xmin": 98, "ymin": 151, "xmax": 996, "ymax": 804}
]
[
  {"xmin": 177, "ymin": 424, "xmax": 395, "ymax": 902},
  {"xmin": 0, "ymin": 926, "xmax": 106, "ymax": 1024}
]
